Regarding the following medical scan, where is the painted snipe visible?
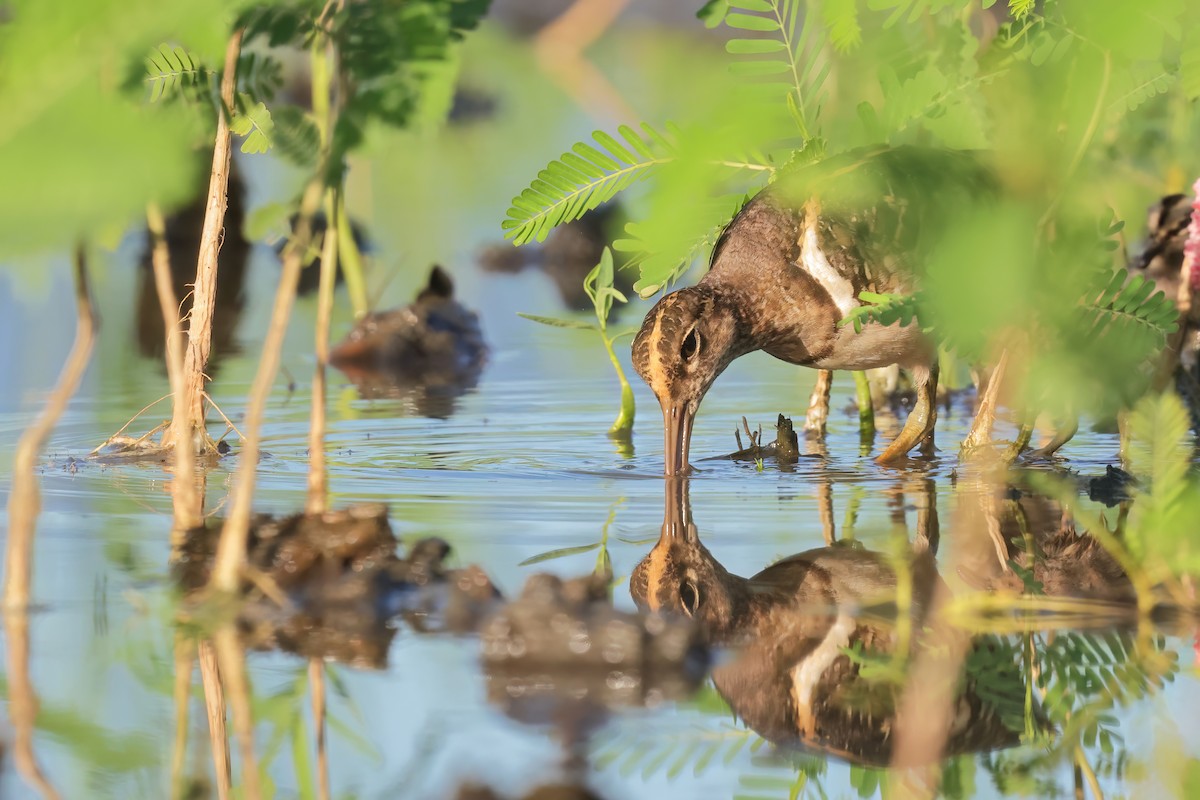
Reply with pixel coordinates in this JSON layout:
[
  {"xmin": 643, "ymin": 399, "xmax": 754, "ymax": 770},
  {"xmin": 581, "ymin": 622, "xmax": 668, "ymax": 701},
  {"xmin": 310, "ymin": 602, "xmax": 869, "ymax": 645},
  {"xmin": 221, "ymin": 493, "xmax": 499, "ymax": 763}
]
[{"xmin": 632, "ymin": 180, "xmax": 937, "ymax": 474}]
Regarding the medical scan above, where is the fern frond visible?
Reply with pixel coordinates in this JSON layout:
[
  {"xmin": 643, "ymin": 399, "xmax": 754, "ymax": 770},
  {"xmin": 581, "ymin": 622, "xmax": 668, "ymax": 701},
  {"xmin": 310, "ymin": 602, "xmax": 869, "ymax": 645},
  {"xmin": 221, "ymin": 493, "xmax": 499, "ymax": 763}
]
[
  {"xmin": 823, "ymin": 0, "xmax": 862, "ymax": 52},
  {"xmin": 271, "ymin": 106, "xmax": 319, "ymax": 167},
  {"xmin": 1082, "ymin": 269, "xmax": 1178, "ymax": 347},
  {"xmin": 230, "ymin": 94, "xmax": 274, "ymax": 154},
  {"xmin": 1127, "ymin": 391, "xmax": 1193, "ymax": 563},
  {"xmin": 236, "ymin": 52, "xmax": 284, "ymax": 104},
  {"xmin": 721, "ymin": 0, "xmax": 828, "ymax": 139},
  {"xmin": 502, "ymin": 124, "xmax": 676, "ymax": 246},
  {"xmin": 144, "ymin": 45, "xmax": 211, "ymax": 104},
  {"xmin": 1107, "ymin": 62, "xmax": 1175, "ymax": 116}
]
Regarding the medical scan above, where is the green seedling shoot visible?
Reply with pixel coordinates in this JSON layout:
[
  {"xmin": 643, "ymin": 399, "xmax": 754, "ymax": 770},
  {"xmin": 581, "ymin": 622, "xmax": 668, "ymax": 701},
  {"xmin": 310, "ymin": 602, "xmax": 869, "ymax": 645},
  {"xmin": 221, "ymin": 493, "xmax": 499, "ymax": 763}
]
[{"xmin": 519, "ymin": 247, "xmax": 636, "ymax": 439}]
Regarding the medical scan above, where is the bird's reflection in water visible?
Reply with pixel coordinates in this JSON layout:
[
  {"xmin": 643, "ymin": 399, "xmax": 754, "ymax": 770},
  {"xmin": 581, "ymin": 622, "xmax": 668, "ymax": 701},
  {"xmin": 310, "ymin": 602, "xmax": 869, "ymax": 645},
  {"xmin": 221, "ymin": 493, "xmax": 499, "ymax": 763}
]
[{"xmin": 630, "ymin": 477, "xmax": 1027, "ymax": 767}]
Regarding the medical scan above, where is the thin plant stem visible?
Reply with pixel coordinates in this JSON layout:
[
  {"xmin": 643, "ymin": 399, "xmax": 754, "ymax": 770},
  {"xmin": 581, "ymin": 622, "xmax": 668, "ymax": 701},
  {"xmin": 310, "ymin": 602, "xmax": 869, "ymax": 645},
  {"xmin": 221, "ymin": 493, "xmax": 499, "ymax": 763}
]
[
  {"xmin": 336, "ymin": 195, "xmax": 369, "ymax": 317},
  {"xmin": 602, "ymin": 332, "xmax": 634, "ymax": 437},
  {"xmin": 208, "ymin": 178, "xmax": 323, "ymax": 594},
  {"xmin": 306, "ymin": 23, "xmax": 341, "ymax": 515},
  {"xmin": 148, "ymin": 202, "xmax": 202, "ymax": 531},
  {"xmin": 309, "ymin": 659, "xmax": 331, "ymax": 800},
  {"xmin": 852, "ymin": 370, "xmax": 875, "ymax": 443},
  {"xmin": 171, "ymin": 634, "xmax": 196, "ymax": 800},
  {"xmin": 307, "ymin": 187, "xmax": 339, "ymax": 515},
  {"xmin": 213, "ymin": 626, "xmax": 261, "ymax": 800},
  {"xmin": 198, "ymin": 640, "xmax": 231, "ymax": 800},
  {"xmin": 180, "ymin": 29, "xmax": 244, "ymax": 450},
  {"xmin": 1074, "ymin": 745, "xmax": 1104, "ymax": 800},
  {"xmin": 3, "ymin": 611, "xmax": 62, "ymax": 800},
  {"xmin": 4, "ymin": 244, "xmax": 96, "ymax": 611}
]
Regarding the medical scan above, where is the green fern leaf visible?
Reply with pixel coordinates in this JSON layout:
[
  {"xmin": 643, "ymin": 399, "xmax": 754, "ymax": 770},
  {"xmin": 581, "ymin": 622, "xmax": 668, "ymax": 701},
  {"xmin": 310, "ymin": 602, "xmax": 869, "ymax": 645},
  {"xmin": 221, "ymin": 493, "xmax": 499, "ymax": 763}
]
[
  {"xmin": 1085, "ymin": 268, "xmax": 1179, "ymax": 344},
  {"xmin": 144, "ymin": 45, "xmax": 211, "ymax": 104},
  {"xmin": 721, "ymin": 1, "xmax": 828, "ymax": 139},
  {"xmin": 271, "ymin": 106, "xmax": 319, "ymax": 167},
  {"xmin": 230, "ymin": 94, "xmax": 274, "ymax": 154},
  {"xmin": 838, "ymin": 292, "xmax": 922, "ymax": 334},
  {"xmin": 1008, "ymin": 0, "xmax": 1035, "ymax": 19},
  {"xmin": 823, "ymin": 0, "xmax": 862, "ymax": 52},
  {"xmin": 235, "ymin": 52, "xmax": 284, "ymax": 104},
  {"xmin": 502, "ymin": 124, "xmax": 675, "ymax": 246},
  {"xmin": 1127, "ymin": 391, "xmax": 1193, "ymax": 562},
  {"xmin": 1108, "ymin": 62, "xmax": 1176, "ymax": 115}
]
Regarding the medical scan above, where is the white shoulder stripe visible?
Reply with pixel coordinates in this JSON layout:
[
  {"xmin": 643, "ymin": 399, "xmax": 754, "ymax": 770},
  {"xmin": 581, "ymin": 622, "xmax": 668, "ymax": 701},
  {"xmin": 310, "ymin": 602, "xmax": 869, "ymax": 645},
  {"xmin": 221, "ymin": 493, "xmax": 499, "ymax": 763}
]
[{"xmin": 799, "ymin": 226, "xmax": 857, "ymax": 318}]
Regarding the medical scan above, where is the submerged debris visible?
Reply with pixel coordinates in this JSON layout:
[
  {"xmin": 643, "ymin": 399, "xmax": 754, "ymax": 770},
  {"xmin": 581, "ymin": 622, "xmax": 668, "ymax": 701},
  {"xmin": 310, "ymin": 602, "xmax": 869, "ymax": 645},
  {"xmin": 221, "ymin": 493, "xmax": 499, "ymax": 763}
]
[
  {"xmin": 1085, "ymin": 464, "xmax": 1138, "ymax": 507},
  {"xmin": 717, "ymin": 413, "xmax": 803, "ymax": 466}
]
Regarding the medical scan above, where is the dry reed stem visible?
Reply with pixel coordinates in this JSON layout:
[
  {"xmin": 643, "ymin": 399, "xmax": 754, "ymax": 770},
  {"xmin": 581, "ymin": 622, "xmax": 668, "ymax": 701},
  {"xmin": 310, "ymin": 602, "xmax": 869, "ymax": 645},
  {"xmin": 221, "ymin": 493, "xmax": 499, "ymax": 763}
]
[
  {"xmin": 148, "ymin": 202, "xmax": 202, "ymax": 530},
  {"xmin": 4, "ymin": 245, "xmax": 96, "ymax": 610},
  {"xmin": 214, "ymin": 625, "xmax": 261, "ymax": 800},
  {"xmin": 533, "ymin": 0, "xmax": 637, "ymax": 123},
  {"xmin": 2, "ymin": 611, "xmax": 62, "ymax": 800},
  {"xmin": 180, "ymin": 29, "xmax": 243, "ymax": 447},
  {"xmin": 309, "ymin": 659, "xmax": 331, "ymax": 800},
  {"xmin": 306, "ymin": 188, "xmax": 339, "ymax": 514},
  {"xmin": 208, "ymin": 179, "xmax": 323, "ymax": 594},
  {"xmin": 171, "ymin": 634, "xmax": 196, "ymax": 800},
  {"xmin": 198, "ymin": 640, "xmax": 231, "ymax": 800}
]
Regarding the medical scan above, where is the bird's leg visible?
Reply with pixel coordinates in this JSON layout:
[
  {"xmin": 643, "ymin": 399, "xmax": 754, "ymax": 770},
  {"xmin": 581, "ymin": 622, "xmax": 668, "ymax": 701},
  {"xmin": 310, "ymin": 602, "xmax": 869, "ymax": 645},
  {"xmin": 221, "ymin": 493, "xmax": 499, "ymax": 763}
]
[
  {"xmin": 1029, "ymin": 415, "xmax": 1077, "ymax": 459},
  {"xmin": 961, "ymin": 349, "xmax": 1009, "ymax": 457},
  {"xmin": 875, "ymin": 363, "xmax": 938, "ymax": 464},
  {"xmin": 803, "ymin": 369, "xmax": 833, "ymax": 437}
]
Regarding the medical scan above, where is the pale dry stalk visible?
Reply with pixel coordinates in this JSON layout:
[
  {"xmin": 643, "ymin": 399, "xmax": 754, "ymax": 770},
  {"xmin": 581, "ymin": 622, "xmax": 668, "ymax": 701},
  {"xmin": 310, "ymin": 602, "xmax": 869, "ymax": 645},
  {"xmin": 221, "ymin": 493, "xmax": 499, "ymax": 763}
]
[
  {"xmin": 208, "ymin": 177, "xmax": 324, "ymax": 593},
  {"xmin": 147, "ymin": 203, "xmax": 202, "ymax": 530},
  {"xmin": 171, "ymin": 634, "xmax": 196, "ymax": 800},
  {"xmin": 3, "ymin": 612, "xmax": 62, "ymax": 800},
  {"xmin": 306, "ymin": 189, "xmax": 340, "ymax": 514},
  {"xmin": 199, "ymin": 640, "xmax": 232, "ymax": 800},
  {"xmin": 309, "ymin": 658, "xmax": 331, "ymax": 800},
  {"xmin": 178, "ymin": 30, "xmax": 244, "ymax": 449},
  {"xmin": 214, "ymin": 625, "xmax": 261, "ymax": 800},
  {"xmin": 4, "ymin": 245, "xmax": 96, "ymax": 609}
]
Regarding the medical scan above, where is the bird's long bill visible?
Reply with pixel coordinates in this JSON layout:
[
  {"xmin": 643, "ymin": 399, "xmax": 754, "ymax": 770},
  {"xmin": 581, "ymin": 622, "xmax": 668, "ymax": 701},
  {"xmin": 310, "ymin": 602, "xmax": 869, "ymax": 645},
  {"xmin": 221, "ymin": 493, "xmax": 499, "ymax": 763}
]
[
  {"xmin": 662, "ymin": 402, "xmax": 696, "ymax": 476},
  {"xmin": 661, "ymin": 475, "xmax": 696, "ymax": 543}
]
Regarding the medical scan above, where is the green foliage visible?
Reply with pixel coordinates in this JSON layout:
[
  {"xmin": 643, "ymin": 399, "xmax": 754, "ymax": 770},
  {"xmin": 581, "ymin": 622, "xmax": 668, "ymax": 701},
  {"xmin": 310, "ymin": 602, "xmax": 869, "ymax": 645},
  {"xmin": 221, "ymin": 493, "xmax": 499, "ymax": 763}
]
[
  {"xmin": 1125, "ymin": 391, "xmax": 1200, "ymax": 574},
  {"xmin": 1081, "ymin": 268, "xmax": 1179, "ymax": 352},
  {"xmin": 839, "ymin": 291, "xmax": 921, "ymax": 333},
  {"xmin": 239, "ymin": 0, "xmax": 492, "ymax": 162},
  {"xmin": 0, "ymin": 0, "xmax": 242, "ymax": 259},
  {"xmin": 230, "ymin": 94, "xmax": 275, "ymax": 154},
  {"xmin": 502, "ymin": 125, "xmax": 678, "ymax": 245},
  {"xmin": 721, "ymin": 0, "xmax": 830, "ymax": 138},
  {"xmin": 520, "ymin": 249, "xmax": 636, "ymax": 437},
  {"xmin": 144, "ymin": 45, "xmax": 212, "ymax": 103}
]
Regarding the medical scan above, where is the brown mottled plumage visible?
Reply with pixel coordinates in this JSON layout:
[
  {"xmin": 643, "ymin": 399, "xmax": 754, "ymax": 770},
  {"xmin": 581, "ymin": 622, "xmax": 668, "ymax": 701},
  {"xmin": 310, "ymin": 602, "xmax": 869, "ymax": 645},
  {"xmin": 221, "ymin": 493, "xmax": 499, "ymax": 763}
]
[{"xmin": 632, "ymin": 189, "xmax": 936, "ymax": 474}]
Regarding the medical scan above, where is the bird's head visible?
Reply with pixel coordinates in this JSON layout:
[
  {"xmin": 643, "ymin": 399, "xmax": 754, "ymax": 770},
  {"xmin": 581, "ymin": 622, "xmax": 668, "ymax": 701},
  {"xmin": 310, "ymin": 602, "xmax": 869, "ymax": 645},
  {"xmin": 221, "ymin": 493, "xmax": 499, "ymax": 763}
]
[
  {"xmin": 632, "ymin": 286, "xmax": 747, "ymax": 475},
  {"xmin": 629, "ymin": 479, "xmax": 744, "ymax": 639}
]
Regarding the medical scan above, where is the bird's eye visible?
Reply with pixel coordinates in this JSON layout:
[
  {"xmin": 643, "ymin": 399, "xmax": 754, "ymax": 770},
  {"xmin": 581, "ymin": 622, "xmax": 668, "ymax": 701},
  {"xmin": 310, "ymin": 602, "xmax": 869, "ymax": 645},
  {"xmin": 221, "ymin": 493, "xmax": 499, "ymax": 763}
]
[
  {"xmin": 680, "ymin": 328, "xmax": 700, "ymax": 362},
  {"xmin": 679, "ymin": 580, "xmax": 701, "ymax": 616}
]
